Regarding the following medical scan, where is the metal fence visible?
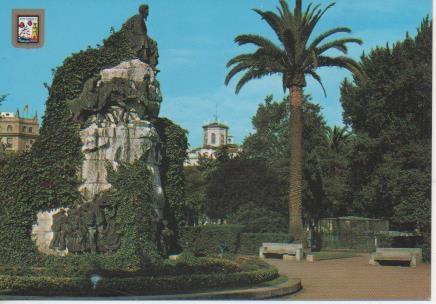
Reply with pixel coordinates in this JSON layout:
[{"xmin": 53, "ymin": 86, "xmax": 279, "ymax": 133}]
[{"xmin": 317, "ymin": 217, "xmax": 389, "ymax": 252}]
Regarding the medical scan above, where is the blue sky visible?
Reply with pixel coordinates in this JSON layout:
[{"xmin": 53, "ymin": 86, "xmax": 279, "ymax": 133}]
[{"xmin": 0, "ymin": 0, "xmax": 432, "ymax": 148}]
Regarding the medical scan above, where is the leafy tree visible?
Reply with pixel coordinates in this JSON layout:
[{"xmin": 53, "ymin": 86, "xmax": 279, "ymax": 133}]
[
  {"xmin": 244, "ymin": 95, "xmax": 335, "ymax": 230},
  {"xmin": 204, "ymin": 159, "xmax": 285, "ymax": 222},
  {"xmin": 243, "ymin": 95, "xmax": 289, "ymax": 161},
  {"xmin": 340, "ymin": 18, "xmax": 431, "ymax": 259},
  {"xmin": 227, "ymin": 203, "xmax": 288, "ymax": 233},
  {"xmin": 225, "ymin": 0, "xmax": 363, "ymax": 241},
  {"xmin": 184, "ymin": 166, "xmax": 208, "ymax": 226},
  {"xmin": 325, "ymin": 126, "xmax": 351, "ymax": 153}
]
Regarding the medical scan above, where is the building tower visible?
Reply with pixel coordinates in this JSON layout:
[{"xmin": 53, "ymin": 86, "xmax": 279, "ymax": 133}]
[
  {"xmin": 0, "ymin": 109, "xmax": 39, "ymax": 152},
  {"xmin": 202, "ymin": 121, "xmax": 232, "ymax": 148}
]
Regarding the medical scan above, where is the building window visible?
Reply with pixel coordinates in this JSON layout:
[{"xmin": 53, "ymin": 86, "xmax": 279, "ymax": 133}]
[
  {"xmin": 221, "ymin": 135, "xmax": 225, "ymax": 145},
  {"xmin": 6, "ymin": 137, "xmax": 12, "ymax": 148},
  {"xmin": 29, "ymin": 127, "xmax": 33, "ymax": 133},
  {"xmin": 7, "ymin": 125, "xmax": 12, "ymax": 132},
  {"xmin": 211, "ymin": 133, "xmax": 216, "ymax": 145},
  {"xmin": 22, "ymin": 126, "xmax": 27, "ymax": 132}
]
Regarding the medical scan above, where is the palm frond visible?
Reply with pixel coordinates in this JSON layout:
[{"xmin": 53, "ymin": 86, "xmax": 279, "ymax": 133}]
[
  {"xmin": 235, "ymin": 69, "xmax": 277, "ymax": 94},
  {"xmin": 306, "ymin": 70, "xmax": 326, "ymax": 97},
  {"xmin": 225, "ymin": 62, "xmax": 255, "ymax": 85},
  {"xmin": 294, "ymin": 0, "xmax": 302, "ymax": 19},
  {"xmin": 234, "ymin": 35, "xmax": 286, "ymax": 61},
  {"xmin": 252, "ymin": 9, "xmax": 283, "ymax": 37},
  {"xmin": 282, "ymin": 28, "xmax": 297, "ymax": 65},
  {"xmin": 303, "ymin": 3, "xmax": 321, "ymax": 26},
  {"xmin": 303, "ymin": 2, "xmax": 336, "ymax": 39},
  {"xmin": 316, "ymin": 38, "xmax": 363, "ymax": 55},
  {"xmin": 318, "ymin": 55, "xmax": 364, "ymax": 79},
  {"xmin": 309, "ymin": 27, "xmax": 352, "ymax": 50},
  {"xmin": 226, "ymin": 54, "xmax": 257, "ymax": 68},
  {"xmin": 235, "ymin": 34, "xmax": 278, "ymax": 48}
]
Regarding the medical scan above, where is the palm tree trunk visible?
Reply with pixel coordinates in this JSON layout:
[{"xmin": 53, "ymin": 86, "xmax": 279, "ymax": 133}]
[{"xmin": 289, "ymin": 85, "xmax": 304, "ymax": 243}]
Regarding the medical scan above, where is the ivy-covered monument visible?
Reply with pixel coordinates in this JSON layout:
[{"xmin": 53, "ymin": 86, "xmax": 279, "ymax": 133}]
[{"xmin": 0, "ymin": 4, "xmax": 187, "ymax": 268}]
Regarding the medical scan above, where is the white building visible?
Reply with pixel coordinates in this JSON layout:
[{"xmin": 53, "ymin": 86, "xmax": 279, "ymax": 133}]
[{"xmin": 185, "ymin": 120, "xmax": 241, "ymax": 166}]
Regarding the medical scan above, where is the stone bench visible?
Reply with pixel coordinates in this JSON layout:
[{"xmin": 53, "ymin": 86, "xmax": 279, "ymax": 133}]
[
  {"xmin": 369, "ymin": 248, "xmax": 422, "ymax": 268},
  {"xmin": 259, "ymin": 243, "xmax": 303, "ymax": 261}
]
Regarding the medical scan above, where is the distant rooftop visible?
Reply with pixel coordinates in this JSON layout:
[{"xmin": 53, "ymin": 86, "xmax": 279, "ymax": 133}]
[
  {"xmin": 0, "ymin": 112, "xmax": 14, "ymax": 118},
  {"xmin": 202, "ymin": 121, "xmax": 229, "ymax": 129}
]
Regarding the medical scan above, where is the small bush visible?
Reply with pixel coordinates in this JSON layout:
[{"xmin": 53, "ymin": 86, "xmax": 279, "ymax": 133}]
[
  {"xmin": 235, "ymin": 256, "xmax": 271, "ymax": 272},
  {"xmin": 228, "ymin": 203, "xmax": 288, "ymax": 233},
  {"xmin": 179, "ymin": 225, "xmax": 244, "ymax": 256},
  {"xmin": 238, "ymin": 233, "xmax": 293, "ymax": 255}
]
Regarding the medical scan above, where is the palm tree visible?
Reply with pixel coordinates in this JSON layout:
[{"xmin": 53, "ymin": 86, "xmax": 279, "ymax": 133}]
[
  {"xmin": 225, "ymin": 0, "xmax": 363, "ymax": 242},
  {"xmin": 325, "ymin": 125, "xmax": 351, "ymax": 153}
]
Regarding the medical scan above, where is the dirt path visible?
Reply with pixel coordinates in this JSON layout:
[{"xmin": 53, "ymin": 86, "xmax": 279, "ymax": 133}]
[{"xmin": 267, "ymin": 254, "xmax": 430, "ymax": 300}]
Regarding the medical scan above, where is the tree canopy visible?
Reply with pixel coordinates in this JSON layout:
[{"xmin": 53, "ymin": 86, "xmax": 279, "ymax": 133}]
[{"xmin": 340, "ymin": 17, "xmax": 431, "ymax": 242}]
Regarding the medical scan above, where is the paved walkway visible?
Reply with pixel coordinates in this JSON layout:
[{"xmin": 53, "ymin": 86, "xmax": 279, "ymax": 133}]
[{"xmin": 267, "ymin": 254, "xmax": 430, "ymax": 300}]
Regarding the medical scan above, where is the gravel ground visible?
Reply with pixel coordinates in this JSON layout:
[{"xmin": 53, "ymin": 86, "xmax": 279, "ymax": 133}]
[{"xmin": 267, "ymin": 254, "xmax": 430, "ymax": 300}]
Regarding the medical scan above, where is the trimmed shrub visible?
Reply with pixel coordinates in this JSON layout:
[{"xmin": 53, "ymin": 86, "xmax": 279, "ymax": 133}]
[
  {"xmin": 97, "ymin": 257, "xmax": 241, "ymax": 277},
  {"xmin": 0, "ymin": 258, "xmax": 278, "ymax": 296},
  {"xmin": 235, "ymin": 256, "xmax": 272, "ymax": 272},
  {"xmin": 95, "ymin": 267, "xmax": 278, "ymax": 296},
  {"xmin": 179, "ymin": 225, "xmax": 244, "ymax": 256},
  {"xmin": 239, "ymin": 233, "xmax": 293, "ymax": 255},
  {"xmin": 178, "ymin": 225, "xmax": 294, "ymax": 257},
  {"xmin": 1, "ymin": 256, "xmax": 241, "ymax": 278},
  {"xmin": 0, "ymin": 275, "xmax": 92, "ymax": 296}
]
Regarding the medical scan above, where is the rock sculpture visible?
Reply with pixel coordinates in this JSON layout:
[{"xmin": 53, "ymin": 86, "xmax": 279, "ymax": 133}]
[
  {"xmin": 67, "ymin": 60, "xmax": 162, "ymax": 125},
  {"xmin": 47, "ymin": 193, "xmax": 121, "ymax": 254},
  {"xmin": 32, "ymin": 5, "xmax": 171, "ymax": 255},
  {"xmin": 49, "ymin": 209, "xmax": 67, "ymax": 250}
]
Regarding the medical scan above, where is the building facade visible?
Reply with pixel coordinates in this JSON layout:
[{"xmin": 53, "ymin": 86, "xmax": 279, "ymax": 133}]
[
  {"xmin": 202, "ymin": 122, "xmax": 233, "ymax": 147},
  {"xmin": 0, "ymin": 110, "xmax": 39, "ymax": 153},
  {"xmin": 185, "ymin": 120, "xmax": 240, "ymax": 166}
]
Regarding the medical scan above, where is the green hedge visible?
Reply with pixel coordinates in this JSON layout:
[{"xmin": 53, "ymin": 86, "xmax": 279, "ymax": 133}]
[
  {"xmin": 0, "ymin": 259, "xmax": 278, "ymax": 296},
  {"xmin": 239, "ymin": 233, "xmax": 293, "ymax": 255},
  {"xmin": 1, "ymin": 257, "xmax": 240, "ymax": 278},
  {"xmin": 179, "ymin": 225, "xmax": 244, "ymax": 256},
  {"xmin": 97, "ymin": 258, "xmax": 241, "ymax": 277},
  {"xmin": 0, "ymin": 275, "xmax": 92, "ymax": 296},
  {"xmin": 96, "ymin": 267, "xmax": 278, "ymax": 296},
  {"xmin": 179, "ymin": 225, "xmax": 293, "ymax": 256}
]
